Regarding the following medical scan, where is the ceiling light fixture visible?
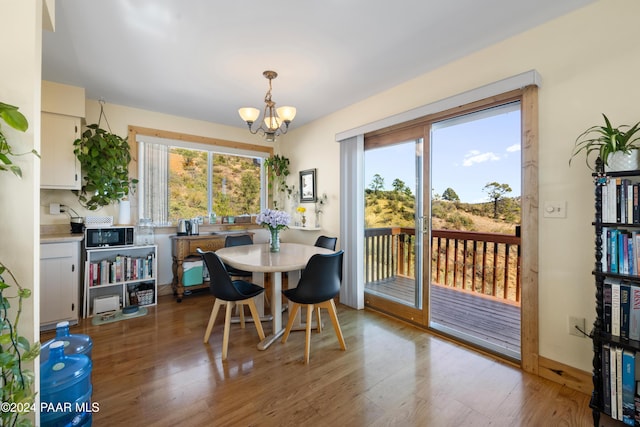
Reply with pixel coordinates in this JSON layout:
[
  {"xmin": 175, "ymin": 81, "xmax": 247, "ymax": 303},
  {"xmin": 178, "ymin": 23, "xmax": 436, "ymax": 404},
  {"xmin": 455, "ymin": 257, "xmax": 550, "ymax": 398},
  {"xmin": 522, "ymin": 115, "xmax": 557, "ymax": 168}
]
[{"xmin": 238, "ymin": 70, "xmax": 296, "ymax": 142}]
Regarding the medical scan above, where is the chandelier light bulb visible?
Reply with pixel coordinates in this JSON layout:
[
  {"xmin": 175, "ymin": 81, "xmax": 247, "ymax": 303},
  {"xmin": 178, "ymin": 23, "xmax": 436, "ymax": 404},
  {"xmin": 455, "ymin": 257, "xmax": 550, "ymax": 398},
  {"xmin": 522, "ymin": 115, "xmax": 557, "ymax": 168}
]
[
  {"xmin": 277, "ymin": 106, "xmax": 296, "ymax": 123},
  {"xmin": 238, "ymin": 107, "xmax": 260, "ymax": 123}
]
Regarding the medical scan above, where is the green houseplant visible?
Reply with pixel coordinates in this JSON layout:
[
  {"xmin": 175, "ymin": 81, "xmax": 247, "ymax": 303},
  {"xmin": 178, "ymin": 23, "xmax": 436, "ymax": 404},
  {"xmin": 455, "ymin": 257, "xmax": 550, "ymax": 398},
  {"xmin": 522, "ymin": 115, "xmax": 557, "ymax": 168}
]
[
  {"xmin": 0, "ymin": 102, "xmax": 38, "ymax": 177},
  {"xmin": 0, "ymin": 102, "xmax": 40, "ymax": 427},
  {"xmin": 73, "ymin": 103, "xmax": 137, "ymax": 210},
  {"xmin": 264, "ymin": 154, "xmax": 293, "ymax": 208},
  {"xmin": 570, "ymin": 113, "xmax": 640, "ymax": 170}
]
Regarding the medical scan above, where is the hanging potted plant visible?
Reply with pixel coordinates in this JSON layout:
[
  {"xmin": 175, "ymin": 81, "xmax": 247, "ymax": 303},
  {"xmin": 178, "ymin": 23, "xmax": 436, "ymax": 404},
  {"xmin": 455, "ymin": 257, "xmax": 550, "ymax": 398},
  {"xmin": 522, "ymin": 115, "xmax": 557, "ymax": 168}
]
[
  {"xmin": 264, "ymin": 154, "xmax": 293, "ymax": 208},
  {"xmin": 73, "ymin": 101, "xmax": 137, "ymax": 210},
  {"xmin": 570, "ymin": 114, "xmax": 640, "ymax": 171},
  {"xmin": 0, "ymin": 101, "xmax": 40, "ymax": 427}
]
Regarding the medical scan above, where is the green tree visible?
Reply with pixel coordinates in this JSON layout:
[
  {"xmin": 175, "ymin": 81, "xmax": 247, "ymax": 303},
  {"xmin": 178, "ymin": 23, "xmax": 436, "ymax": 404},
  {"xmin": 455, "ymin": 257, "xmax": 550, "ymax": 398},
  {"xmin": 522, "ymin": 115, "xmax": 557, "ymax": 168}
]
[
  {"xmin": 370, "ymin": 174, "xmax": 384, "ymax": 194},
  {"xmin": 483, "ymin": 182, "xmax": 512, "ymax": 219},
  {"xmin": 442, "ymin": 187, "xmax": 460, "ymax": 202},
  {"xmin": 392, "ymin": 178, "xmax": 406, "ymax": 193},
  {"xmin": 238, "ymin": 171, "xmax": 260, "ymax": 213}
]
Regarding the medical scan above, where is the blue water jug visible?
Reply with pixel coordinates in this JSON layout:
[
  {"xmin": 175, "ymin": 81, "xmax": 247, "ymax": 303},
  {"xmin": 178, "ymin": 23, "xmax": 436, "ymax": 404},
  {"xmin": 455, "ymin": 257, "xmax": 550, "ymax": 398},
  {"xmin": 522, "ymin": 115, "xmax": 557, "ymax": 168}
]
[
  {"xmin": 40, "ymin": 341, "xmax": 93, "ymax": 426},
  {"xmin": 41, "ymin": 321, "xmax": 93, "ymax": 363}
]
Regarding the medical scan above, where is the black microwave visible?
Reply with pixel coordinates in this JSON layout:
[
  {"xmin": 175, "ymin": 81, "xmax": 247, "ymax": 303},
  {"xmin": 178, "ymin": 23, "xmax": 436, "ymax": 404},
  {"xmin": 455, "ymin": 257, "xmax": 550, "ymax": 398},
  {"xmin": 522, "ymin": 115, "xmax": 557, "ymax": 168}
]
[{"xmin": 84, "ymin": 226, "xmax": 135, "ymax": 248}]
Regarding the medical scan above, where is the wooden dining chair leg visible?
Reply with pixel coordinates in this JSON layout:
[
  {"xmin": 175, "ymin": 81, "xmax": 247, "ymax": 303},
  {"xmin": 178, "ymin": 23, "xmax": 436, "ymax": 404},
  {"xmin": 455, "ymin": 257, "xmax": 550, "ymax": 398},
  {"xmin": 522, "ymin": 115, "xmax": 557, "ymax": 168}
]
[
  {"xmin": 239, "ymin": 303, "xmax": 245, "ymax": 329},
  {"xmin": 324, "ymin": 299, "xmax": 346, "ymax": 350},
  {"xmin": 316, "ymin": 307, "xmax": 322, "ymax": 333},
  {"xmin": 222, "ymin": 301, "xmax": 234, "ymax": 360},
  {"xmin": 304, "ymin": 304, "xmax": 314, "ymax": 364},
  {"xmin": 246, "ymin": 298, "xmax": 266, "ymax": 341},
  {"xmin": 281, "ymin": 302, "xmax": 300, "ymax": 343},
  {"xmin": 204, "ymin": 298, "xmax": 223, "ymax": 343}
]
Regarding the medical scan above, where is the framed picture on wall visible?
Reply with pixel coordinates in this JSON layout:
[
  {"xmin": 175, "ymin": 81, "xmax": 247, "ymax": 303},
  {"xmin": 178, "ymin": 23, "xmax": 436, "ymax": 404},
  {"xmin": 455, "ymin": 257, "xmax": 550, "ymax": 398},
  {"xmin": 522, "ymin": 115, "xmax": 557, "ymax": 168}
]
[{"xmin": 299, "ymin": 168, "xmax": 317, "ymax": 203}]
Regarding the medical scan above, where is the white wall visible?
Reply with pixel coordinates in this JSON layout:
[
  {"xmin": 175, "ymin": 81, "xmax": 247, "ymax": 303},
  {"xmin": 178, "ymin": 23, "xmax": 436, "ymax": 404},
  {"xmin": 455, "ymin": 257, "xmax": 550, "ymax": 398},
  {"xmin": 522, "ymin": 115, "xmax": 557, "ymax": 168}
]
[
  {"xmin": 0, "ymin": 0, "xmax": 43, "ymax": 420},
  {"xmin": 281, "ymin": 0, "xmax": 640, "ymax": 372}
]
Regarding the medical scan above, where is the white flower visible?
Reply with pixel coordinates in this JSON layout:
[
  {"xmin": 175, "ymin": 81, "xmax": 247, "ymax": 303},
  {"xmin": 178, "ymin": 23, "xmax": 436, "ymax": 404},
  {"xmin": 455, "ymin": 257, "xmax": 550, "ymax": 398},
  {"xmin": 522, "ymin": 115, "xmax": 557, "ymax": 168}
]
[{"xmin": 256, "ymin": 209, "xmax": 291, "ymax": 231}]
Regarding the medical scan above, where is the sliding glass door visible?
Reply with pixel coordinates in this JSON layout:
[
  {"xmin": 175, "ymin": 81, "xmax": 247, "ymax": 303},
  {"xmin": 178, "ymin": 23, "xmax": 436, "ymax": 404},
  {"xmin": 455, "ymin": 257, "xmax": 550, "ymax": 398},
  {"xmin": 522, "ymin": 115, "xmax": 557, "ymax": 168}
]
[
  {"xmin": 363, "ymin": 138, "xmax": 426, "ymax": 322},
  {"xmin": 429, "ymin": 103, "xmax": 522, "ymax": 360}
]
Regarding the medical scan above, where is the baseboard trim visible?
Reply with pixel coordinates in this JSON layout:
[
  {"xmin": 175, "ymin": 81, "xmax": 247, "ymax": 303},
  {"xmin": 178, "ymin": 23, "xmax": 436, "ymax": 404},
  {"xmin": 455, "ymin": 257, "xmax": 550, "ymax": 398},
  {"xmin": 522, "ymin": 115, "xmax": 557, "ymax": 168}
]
[
  {"xmin": 538, "ymin": 355, "xmax": 592, "ymax": 395},
  {"xmin": 158, "ymin": 283, "xmax": 173, "ymax": 296}
]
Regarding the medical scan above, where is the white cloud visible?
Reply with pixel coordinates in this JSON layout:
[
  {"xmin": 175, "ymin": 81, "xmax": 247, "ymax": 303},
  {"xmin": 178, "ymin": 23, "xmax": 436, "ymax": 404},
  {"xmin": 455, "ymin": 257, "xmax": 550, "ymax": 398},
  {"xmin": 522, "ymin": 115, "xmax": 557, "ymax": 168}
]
[
  {"xmin": 506, "ymin": 144, "xmax": 521, "ymax": 153},
  {"xmin": 463, "ymin": 150, "xmax": 500, "ymax": 166}
]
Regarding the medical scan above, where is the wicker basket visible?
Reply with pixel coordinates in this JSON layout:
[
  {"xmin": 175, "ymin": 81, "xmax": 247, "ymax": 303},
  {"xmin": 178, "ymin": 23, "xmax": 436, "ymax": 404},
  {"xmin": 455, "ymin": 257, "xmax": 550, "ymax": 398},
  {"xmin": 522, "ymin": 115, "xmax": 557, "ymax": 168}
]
[{"xmin": 130, "ymin": 289, "xmax": 154, "ymax": 306}]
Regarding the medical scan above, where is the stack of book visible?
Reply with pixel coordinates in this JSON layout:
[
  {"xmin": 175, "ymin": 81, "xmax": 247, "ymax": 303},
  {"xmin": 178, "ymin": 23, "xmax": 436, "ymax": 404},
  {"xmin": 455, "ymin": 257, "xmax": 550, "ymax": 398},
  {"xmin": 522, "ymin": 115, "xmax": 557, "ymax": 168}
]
[
  {"xmin": 88, "ymin": 253, "xmax": 155, "ymax": 286},
  {"xmin": 602, "ymin": 344, "xmax": 640, "ymax": 425},
  {"xmin": 602, "ymin": 178, "xmax": 640, "ymax": 224},
  {"xmin": 601, "ymin": 228, "xmax": 640, "ymax": 275},
  {"xmin": 603, "ymin": 279, "xmax": 640, "ymax": 340}
]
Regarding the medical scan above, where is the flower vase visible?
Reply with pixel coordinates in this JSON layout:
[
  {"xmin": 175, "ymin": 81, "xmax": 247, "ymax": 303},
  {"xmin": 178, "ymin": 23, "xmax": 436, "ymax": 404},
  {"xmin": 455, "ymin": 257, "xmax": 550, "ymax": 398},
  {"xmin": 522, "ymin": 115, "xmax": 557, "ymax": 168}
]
[
  {"xmin": 301, "ymin": 215, "xmax": 306, "ymax": 227},
  {"xmin": 270, "ymin": 228, "xmax": 280, "ymax": 252},
  {"xmin": 315, "ymin": 212, "xmax": 320, "ymax": 228}
]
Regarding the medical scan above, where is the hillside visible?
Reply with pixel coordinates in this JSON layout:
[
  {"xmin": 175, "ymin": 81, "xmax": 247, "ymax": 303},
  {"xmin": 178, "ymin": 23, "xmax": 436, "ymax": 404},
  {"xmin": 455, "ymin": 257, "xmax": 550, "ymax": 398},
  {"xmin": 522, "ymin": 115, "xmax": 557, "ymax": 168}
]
[{"xmin": 365, "ymin": 189, "xmax": 520, "ymax": 234}]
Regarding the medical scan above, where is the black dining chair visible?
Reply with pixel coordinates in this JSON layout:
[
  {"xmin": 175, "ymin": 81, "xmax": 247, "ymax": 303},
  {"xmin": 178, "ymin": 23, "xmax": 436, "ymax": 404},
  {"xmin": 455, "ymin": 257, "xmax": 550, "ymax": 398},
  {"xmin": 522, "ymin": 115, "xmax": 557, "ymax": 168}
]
[
  {"xmin": 197, "ymin": 248, "xmax": 265, "ymax": 361},
  {"xmin": 224, "ymin": 233, "xmax": 271, "ymax": 309},
  {"xmin": 281, "ymin": 250, "xmax": 346, "ymax": 363},
  {"xmin": 314, "ymin": 235, "xmax": 337, "ymax": 251},
  {"xmin": 223, "ymin": 234, "xmax": 254, "ymax": 278}
]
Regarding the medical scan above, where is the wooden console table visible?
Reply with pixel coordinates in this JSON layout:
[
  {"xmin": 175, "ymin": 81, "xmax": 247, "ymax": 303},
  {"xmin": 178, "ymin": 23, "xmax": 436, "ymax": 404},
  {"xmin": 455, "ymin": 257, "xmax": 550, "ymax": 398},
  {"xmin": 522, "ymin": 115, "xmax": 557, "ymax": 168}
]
[{"xmin": 170, "ymin": 232, "xmax": 252, "ymax": 302}]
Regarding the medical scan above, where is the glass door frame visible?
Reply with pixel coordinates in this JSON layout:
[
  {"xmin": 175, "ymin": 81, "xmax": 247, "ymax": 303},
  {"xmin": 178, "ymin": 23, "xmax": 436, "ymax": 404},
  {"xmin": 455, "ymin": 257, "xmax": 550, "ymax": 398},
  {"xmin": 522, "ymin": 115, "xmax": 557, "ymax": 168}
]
[{"xmin": 363, "ymin": 130, "xmax": 431, "ymax": 327}]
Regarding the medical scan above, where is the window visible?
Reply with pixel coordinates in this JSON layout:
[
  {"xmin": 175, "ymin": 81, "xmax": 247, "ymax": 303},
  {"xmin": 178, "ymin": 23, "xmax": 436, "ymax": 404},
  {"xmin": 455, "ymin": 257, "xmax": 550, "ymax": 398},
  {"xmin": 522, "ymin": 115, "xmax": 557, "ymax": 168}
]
[{"xmin": 137, "ymin": 135, "xmax": 268, "ymax": 225}]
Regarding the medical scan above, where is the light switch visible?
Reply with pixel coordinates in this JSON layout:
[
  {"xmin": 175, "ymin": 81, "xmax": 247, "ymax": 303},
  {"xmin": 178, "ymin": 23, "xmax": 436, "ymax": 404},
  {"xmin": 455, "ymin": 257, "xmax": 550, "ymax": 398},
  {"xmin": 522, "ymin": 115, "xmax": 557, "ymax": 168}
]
[{"xmin": 543, "ymin": 201, "xmax": 567, "ymax": 218}]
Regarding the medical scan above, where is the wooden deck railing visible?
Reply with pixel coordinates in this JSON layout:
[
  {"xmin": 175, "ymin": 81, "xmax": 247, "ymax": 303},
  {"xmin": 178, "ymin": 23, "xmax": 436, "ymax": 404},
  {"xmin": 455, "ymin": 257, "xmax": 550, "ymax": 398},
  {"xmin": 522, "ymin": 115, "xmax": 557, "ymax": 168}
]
[{"xmin": 364, "ymin": 227, "xmax": 521, "ymax": 303}]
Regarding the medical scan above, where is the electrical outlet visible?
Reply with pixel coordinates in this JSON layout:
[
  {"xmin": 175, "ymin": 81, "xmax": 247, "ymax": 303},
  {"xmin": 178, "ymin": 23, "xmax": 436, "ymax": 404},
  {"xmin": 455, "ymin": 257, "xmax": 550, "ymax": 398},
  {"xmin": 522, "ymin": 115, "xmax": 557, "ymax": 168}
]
[
  {"xmin": 49, "ymin": 203, "xmax": 60, "ymax": 215},
  {"xmin": 568, "ymin": 316, "xmax": 586, "ymax": 337}
]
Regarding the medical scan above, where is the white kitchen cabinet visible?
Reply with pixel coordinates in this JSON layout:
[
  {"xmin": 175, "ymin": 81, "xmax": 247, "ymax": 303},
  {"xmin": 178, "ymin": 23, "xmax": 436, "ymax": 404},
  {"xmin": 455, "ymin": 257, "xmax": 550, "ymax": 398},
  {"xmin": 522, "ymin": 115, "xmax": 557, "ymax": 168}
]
[
  {"xmin": 40, "ymin": 241, "xmax": 80, "ymax": 330},
  {"xmin": 41, "ymin": 112, "xmax": 81, "ymax": 189}
]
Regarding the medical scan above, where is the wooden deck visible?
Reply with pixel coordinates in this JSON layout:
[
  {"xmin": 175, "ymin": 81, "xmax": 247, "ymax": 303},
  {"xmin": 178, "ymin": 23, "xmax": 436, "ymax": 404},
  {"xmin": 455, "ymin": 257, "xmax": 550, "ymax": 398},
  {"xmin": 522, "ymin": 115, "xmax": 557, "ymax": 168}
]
[{"xmin": 365, "ymin": 277, "xmax": 521, "ymax": 358}]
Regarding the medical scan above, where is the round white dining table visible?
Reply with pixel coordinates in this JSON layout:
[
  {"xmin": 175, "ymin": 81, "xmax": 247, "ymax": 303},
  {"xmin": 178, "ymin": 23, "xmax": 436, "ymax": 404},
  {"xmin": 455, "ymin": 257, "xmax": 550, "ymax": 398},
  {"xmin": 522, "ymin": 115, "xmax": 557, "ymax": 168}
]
[{"xmin": 215, "ymin": 242, "xmax": 334, "ymax": 350}]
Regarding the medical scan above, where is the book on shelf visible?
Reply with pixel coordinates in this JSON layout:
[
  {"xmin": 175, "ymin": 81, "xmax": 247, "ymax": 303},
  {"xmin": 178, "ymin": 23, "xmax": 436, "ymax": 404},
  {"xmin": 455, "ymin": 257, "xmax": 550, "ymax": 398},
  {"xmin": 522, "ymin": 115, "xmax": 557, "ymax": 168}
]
[
  {"xmin": 622, "ymin": 349, "xmax": 637, "ymax": 425},
  {"xmin": 631, "ymin": 287, "xmax": 640, "ymax": 341},
  {"xmin": 621, "ymin": 284, "xmax": 631, "ymax": 339},
  {"xmin": 635, "ymin": 383, "xmax": 640, "ymax": 427},
  {"xmin": 613, "ymin": 281, "xmax": 622, "ymax": 337},
  {"xmin": 601, "ymin": 279, "xmax": 640, "ymax": 340},
  {"xmin": 604, "ymin": 281, "xmax": 613, "ymax": 335},
  {"xmin": 603, "ymin": 344, "xmax": 612, "ymax": 416},
  {"xmin": 88, "ymin": 252, "xmax": 155, "ymax": 286},
  {"xmin": 617, "ymin": 346, "xmax": 624, "ymax": 420},
  {"xmin": 603, "ymin": 178, "xmax": 640, "ymax": 225},
  {"xmin": 612, "ymin": 346, "xmax": 619, "ymax": 420}
]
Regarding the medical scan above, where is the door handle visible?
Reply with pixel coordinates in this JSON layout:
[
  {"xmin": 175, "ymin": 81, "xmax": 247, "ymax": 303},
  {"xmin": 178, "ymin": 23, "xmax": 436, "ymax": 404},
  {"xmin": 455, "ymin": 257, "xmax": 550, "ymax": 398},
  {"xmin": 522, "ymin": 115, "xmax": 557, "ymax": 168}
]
[{"xmin": 418, "ymin": 216, "xmax": 430, "ymax": 234}]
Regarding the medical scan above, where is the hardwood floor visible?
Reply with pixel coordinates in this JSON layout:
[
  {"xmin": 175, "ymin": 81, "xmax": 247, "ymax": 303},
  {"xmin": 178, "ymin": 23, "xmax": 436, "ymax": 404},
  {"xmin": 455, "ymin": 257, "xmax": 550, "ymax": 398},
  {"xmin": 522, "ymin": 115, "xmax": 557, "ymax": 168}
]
[{"xmin": 42, "ymin": 292, "xmax": 594, "ymax": 427}]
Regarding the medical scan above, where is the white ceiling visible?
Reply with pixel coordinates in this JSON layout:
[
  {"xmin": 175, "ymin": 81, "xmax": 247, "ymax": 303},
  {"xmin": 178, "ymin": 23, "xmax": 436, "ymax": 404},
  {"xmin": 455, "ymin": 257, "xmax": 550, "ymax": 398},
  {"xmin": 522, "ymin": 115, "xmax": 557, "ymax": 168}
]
[{"xmin": 42, "ymin": 0, "xmax": 594, "ymax": 130}]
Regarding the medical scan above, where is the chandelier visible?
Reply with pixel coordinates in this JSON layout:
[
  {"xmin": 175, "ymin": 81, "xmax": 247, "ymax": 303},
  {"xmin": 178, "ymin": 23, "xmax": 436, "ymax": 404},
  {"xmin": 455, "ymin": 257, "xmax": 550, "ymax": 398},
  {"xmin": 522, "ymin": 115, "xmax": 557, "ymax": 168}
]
[{"xmin": 238, "ymin": 70, "xmax": 296, "ymax": 142}]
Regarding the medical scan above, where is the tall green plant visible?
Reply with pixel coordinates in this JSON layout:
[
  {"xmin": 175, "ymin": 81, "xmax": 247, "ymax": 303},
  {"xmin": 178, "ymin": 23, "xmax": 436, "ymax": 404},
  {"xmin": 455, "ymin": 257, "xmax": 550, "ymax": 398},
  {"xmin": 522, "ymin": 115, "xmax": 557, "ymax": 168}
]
[
  {"xmin": 0, "ymin": 102, "xmax": 38, "ymax": 178},
  {"xmin": 0, "ymin": 264, "xmax": 39, "ymax": 427},
  {"xmin": 0, "ymin": 102, "xmax": 39, "ymax": 427}
]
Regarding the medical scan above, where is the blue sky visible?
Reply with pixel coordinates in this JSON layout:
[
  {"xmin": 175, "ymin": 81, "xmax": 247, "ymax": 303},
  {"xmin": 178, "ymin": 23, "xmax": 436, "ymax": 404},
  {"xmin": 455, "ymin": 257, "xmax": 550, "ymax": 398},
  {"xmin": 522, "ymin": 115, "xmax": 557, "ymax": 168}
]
[{"xmin": 364, "ymin": 104, "xmax": 521, "ymax": 203}]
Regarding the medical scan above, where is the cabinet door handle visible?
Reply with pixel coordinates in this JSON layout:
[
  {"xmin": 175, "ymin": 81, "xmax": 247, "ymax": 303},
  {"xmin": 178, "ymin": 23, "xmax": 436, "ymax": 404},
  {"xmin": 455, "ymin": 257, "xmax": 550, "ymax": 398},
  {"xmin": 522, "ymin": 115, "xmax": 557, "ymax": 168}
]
[
  {"xmin": 72, "ymin": 264, "xmax": 75, "ymax": 272},
  {"xmin": 71, "ymin": 303, "xmax": 75, "ymax": 311}
]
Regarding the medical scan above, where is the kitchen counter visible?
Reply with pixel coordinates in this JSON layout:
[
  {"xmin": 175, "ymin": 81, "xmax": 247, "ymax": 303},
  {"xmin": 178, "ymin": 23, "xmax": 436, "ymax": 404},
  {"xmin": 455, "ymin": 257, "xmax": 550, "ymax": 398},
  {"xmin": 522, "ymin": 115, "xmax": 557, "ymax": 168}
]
[
  {"xmin": 40, "ymin": 224, "xmax": 84, "ymax": 243},
  {"xmin": 40, "ymin": 233, "xmax": 84, "ymax": 244}
]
